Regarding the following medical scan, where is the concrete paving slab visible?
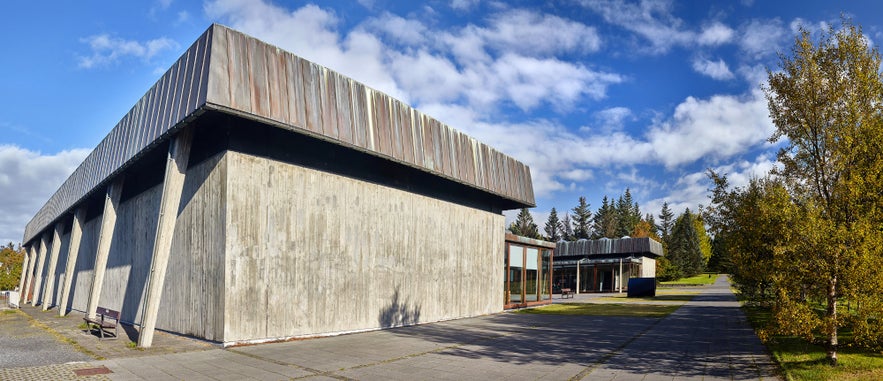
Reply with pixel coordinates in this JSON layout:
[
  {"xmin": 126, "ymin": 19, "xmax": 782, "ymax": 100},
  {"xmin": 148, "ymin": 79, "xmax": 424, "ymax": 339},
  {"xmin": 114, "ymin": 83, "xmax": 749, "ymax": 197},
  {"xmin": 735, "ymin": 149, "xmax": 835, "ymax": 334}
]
[{"xmin": 3, "ymin": 275, "xmax": 779, "ymax": 380}]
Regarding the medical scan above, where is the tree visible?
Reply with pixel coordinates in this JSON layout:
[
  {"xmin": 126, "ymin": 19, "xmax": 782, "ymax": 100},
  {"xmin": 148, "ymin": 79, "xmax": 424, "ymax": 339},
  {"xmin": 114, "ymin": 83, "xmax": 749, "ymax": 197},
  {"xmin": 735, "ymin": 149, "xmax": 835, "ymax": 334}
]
[
  {"xmin": 559, "ymin": 213, "xmax": 575, "ymax": 241},
  {"xmin": 666, "ymin": 209, "xmax": 704, "ymax": 279},
  {"xmin": 657, "ymin": 202, "xmax": 674, "ymax": 247},
  {"xmin": 571, "ymin": 197, "xmax": 592, "ymax": 239},
  {"xmin": 615, "ymin": 188, "xmax": 641, "ymax": 237},
  {"xmin": 763, "ymin": 19, "xmax": 883, "ymax": 364},
  {"xmin": 593, "ymin": 196, "xmax": 617, "ymax": 238},
  {"xmin": 0, "ymin": 242, "xmax": 25, "ymax": 291},
  {"xmin": 508, "ymin": 208, "xmax": 540, "ymax": 239},
  {"xmin": 543, "ymin": 208, "xmax": 562, "ymax": 242},
  {"xmin": 692, "ymin": 214, "xmax": 713, "ymax": 267}
]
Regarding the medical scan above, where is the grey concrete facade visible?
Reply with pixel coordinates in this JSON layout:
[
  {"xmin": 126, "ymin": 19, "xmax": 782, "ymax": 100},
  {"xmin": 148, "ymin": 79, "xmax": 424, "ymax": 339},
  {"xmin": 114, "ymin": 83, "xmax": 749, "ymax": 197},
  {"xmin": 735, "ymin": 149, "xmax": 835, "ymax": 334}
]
[{"xmin": 20, "ymin": 24, "xmax": 531, "ymax": 346}]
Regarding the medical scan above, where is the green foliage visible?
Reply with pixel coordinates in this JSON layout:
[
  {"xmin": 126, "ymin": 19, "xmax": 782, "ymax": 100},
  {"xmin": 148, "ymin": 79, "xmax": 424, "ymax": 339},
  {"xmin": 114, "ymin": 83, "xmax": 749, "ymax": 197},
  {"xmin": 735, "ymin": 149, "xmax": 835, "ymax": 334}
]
[
  {"xmin": 571, "ymin": 197, "xmax": 592, "ymax": 239},
  {"xmin": 0, "ymin": 242, "xmax": 25, "ymax": 291},
  {"xmin": 542, "ymin": 207, "xmax": 561, "ymax": 242},
  {"xmin": 657, "ymin": 202, "xmax": 674, "ymax": 247},
  {"xmin": 559, "ymin": 212, "xmax": 575, "ymax": 241},
  {"xmin": 592, "ymin": 196, "xmax": 617, "ymax": 238},
  {"xmin": 508, "ymin": 208, "xmax": 541, "ymax": 239},
  {"xmin": 666, "ymin": 209, "xmax": 704, "ymax": 279},
  {"xmin": 660, "ymin": 273, "xmax": 719, "ymax": 286},
  {"xmin": 615, "ymin": 188, "xmax": 641, "ymax": 238},
  {"xmin": 692, "ymin": 215, "xmax": 712, "ymax": 266},
  {"xmin": 760, "ymin": 18, "xmax": 883, "ymax": 363}
]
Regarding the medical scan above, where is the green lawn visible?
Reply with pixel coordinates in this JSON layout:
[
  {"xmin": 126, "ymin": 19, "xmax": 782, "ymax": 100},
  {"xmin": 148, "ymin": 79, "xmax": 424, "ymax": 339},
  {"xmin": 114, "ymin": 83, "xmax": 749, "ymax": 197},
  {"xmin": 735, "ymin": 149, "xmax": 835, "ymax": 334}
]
[
  {"xmin": 660, "ymin": 273, "xmax": 719, "ymax": 286},
  {"xmin": 515, "ymin": 303, "xmax": 679, "ymax": 318},
  {"xmin": 742, "ymin": 305, "xmax": 883, "ymax": 381},
  {"xmin": 599, "ymin": 290, "xmax": 698, "ymax": 303}
]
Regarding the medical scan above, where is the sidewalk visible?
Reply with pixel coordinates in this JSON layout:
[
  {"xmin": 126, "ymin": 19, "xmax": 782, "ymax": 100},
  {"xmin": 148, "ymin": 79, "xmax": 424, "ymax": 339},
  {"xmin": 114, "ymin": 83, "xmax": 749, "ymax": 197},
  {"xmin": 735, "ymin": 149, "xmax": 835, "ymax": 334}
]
[{"xmin": 1, "ymin": 276, "xmax": 779, "ymax": 380}]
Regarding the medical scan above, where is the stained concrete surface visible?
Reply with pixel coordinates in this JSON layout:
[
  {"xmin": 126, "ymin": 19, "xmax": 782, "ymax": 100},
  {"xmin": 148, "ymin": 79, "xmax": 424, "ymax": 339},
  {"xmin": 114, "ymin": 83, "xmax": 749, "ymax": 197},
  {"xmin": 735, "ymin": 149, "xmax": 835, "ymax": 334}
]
[{"xmin": 1, "ymin": 276, "xmax": 780, "ymax": 380}]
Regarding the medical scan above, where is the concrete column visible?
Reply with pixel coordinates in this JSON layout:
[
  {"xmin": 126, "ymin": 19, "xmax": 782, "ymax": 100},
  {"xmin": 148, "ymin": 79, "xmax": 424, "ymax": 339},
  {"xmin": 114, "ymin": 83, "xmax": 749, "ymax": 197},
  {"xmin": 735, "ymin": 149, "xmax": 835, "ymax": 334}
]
[
  {"xmin": 41, "ymin": 222, "xmax": 66, "ymax": 310},
  {"xmin": 59, "ymin": 207, "xmax": 87, "ymax": 316},
  {"xmin": 22, "ymin": 245, "xmax": 37, "ymax": 304},
  {"xmin": 30, "ymin": 233, "xmax": 50, "ymax": 306},
  {"xmin": 86, "ymin": 178, "xmax": 124, "ymax": 319},
  {"xmin": 17, "ymin": 246, "xmax": 30, "ymax": 296},
  {"xmin": 138, "ymin": 128, "xmax": 193, "ymax": 348}
]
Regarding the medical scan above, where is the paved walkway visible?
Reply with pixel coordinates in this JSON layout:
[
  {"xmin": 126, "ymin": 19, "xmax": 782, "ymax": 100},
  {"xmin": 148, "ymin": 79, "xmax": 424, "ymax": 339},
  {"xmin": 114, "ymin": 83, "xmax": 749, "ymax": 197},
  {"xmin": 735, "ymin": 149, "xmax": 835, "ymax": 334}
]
[{"xmin": 1, "ymin": 276, "xmax": 779, "ymax": 380}]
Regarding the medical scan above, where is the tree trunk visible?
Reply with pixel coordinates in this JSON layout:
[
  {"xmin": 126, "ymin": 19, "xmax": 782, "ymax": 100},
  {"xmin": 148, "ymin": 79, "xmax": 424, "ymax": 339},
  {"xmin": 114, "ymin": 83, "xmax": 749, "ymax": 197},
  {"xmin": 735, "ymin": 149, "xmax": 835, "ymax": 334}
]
[{"xmin": 827, "ymin": 276, "xmax": 838, "ymax": 365}]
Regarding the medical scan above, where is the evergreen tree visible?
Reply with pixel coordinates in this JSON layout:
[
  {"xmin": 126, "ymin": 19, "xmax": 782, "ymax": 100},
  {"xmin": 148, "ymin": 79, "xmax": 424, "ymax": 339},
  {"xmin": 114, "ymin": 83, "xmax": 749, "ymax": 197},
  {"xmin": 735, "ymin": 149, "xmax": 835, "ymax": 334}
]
[
  {"xmin": 571, "ymin": 197, "xmax": 592, "ymax": 239},
  {"xmin": 658, "ymin": 202, "xmax": 674, "ymax": 247},
  {"xmin": 543, "ymin": 208, "xmax": 562, "ymax": 241},
  {"xmin": 508, "ymin": 208, "xmax": 540, "ymax": 239},
  {"xmin": 559, "ymin": 213, "xmax": 575, "ymax": 241},
  {"xmin": 644, "ymin": 213, "xmax": 658, "ymax": 237},
  {"xmin": 667, "ymin": 209, "xmax": 704, "ymax": 278},
  {"xmin": 615, "ymin": 188, "xmax": 641, "ymax": 237},
  {"xmin": 593, "ymin": 196, "xmax": 617, "ymax": 238}
]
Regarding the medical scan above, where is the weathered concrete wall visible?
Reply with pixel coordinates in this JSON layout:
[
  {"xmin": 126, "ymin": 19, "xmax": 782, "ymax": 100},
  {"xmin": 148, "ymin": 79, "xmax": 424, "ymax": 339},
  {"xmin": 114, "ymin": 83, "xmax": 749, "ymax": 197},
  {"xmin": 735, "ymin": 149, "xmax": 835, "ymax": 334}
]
[
  {"xmin": 68, "ymin": 218, "xmax": 99, "ymax": 313},
  {"xmin": 223, "ymin": 151, "xmax": 504, "ymax": 343},
  {"xmin": 160, "ymin": 153, "xmax": 227, "ymax": 341},
  {"xmin": 55, "ymin": 154, "xmax": 226, "ymax": 340}
]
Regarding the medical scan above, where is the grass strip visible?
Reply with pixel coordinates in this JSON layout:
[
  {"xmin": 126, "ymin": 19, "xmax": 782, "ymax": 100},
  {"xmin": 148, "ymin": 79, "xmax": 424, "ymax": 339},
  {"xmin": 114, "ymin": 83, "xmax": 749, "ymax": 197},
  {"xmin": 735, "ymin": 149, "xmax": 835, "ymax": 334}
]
[
  {"xmin": 516, "ymin": 303, "xmax": 679, "ymax": 318},
  {"xmin": 660, "ymin": 273, "xmax": 719, "ymax": 286},
  {"xmin": 742, "ymin": 304, "xmax": 883, "ymax": 381}
]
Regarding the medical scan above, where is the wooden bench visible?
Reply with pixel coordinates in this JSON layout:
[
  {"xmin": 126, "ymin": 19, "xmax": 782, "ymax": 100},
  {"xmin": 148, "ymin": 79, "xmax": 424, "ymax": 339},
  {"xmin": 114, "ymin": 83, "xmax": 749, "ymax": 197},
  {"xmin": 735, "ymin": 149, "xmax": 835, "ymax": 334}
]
[
  {"xmin": 83, "ymin": 307, "xmax": 120, "ymax": 340},
  {"xmin": 561, "ymin": 288, "xmax": 574, "ymax": 299}
]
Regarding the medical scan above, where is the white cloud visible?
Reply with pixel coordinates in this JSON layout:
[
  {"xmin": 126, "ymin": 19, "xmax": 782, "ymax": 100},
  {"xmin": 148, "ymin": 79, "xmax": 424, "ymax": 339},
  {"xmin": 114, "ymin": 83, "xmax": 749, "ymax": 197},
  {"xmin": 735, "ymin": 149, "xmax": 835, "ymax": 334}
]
[
  {"xmin": 692, "ymin": 57, "xmax": 734, "ymax": 80},
  {"xmin": 451, "ymin": 0, "xmax": 480, "ymax": 11},
  {"xmin": 591, "ymin": 107, "xmax": 632, "ymax": 132},
  {"xmin": 78, "ymin": 34, "xmax": 178, "ymax": 69},
  {"xmin": 0, "ymin": 146, "xmax": 90, "ymax": 244},
  {"xmin": 647, "ymin": 89, "xmax": 775, "ymax": 168},
  {"xmin": 363, "ymin": 12, "xmax": 428, "ymax": 46},
  {"xmin": 578, "ymin": 0, "xmax": 693, "ymax": 53},
  {"xmin": 739, "ymin": 19, "xmax": 787, "ymax": 58},
  {"xmin": 479, "ymin": 10, "xmax": 602, "ymax": 56},
  {"xmin": 698, "ymin": 21, "xmax": 735, "ymax": 45}
]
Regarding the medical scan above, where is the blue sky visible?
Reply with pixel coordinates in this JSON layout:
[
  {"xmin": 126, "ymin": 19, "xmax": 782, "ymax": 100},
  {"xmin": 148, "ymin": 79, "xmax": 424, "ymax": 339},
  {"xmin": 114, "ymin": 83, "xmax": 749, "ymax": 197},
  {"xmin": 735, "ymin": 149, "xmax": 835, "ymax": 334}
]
[{"xmin": 2, "ymin": 0, "xmax": 883, "ymax": 243}]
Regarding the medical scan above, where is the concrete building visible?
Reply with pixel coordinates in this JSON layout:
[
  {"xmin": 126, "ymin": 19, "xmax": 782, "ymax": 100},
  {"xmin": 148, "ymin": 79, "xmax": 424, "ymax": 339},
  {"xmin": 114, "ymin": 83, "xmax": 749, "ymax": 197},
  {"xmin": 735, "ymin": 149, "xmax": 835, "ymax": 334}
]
[
  {"xmin": 17, "ymin": 24, "xmax": 534, "ymax": 347},
  {"xmin": 554, "ymin": 237, "xmax": 663, "ymax": 293}
]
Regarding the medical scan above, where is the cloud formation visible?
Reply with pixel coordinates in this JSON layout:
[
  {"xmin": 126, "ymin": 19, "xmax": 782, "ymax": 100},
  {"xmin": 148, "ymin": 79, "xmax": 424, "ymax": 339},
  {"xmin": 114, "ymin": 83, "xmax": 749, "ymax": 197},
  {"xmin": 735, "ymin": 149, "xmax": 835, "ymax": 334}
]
[
  {"xmin": 78, "ymin": 34, "xmax": 178, "ymax": 69},
  {"xmin": 0, "ymin": 146, "xmax": 89, "ymax": 244}
]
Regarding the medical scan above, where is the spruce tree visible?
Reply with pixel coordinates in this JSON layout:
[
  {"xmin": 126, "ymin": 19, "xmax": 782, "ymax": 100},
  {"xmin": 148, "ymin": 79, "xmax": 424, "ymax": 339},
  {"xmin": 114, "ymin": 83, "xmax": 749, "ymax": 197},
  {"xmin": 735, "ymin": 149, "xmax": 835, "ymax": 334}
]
[
  {"xmin": 658, "ymin": 202, "xmax": 674, "ymax": 247},
  {"xmin": 508, "ymin": 208, "xmax": 540, "ymax": 239},
  {"xmin": 559, "ymin": 213, "xmax": 575, "ymax": 241},
  {"xmin": 571, "ymin": 197, "xmax": 592, "ymax": 239},
  {"xmin": 543, "ymin": 208, "xmax": 562, "ymax": 241},
  {"xmin": 667, "ymin": 209, "xmax": 704, "ymax": 278}
]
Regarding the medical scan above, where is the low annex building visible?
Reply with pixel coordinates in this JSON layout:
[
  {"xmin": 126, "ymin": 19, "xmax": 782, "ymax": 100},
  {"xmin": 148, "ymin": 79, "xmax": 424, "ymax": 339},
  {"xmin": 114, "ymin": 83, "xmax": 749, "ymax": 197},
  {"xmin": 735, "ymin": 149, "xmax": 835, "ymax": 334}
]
[
  {"xmin": 16, "ymin": 24, "xmax": 535, "ymax": 347},
  {"xmin": 554, "ymin": 237, "xmax": 663, "ymax": 293}
]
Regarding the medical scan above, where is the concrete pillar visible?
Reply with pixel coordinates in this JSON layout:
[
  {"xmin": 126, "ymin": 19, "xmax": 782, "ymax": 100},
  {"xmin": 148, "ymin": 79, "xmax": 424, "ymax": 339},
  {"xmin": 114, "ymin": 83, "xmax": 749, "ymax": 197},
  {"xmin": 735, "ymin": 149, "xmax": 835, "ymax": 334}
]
[
  {"xmin": 22, "ymin": 245, "xmax": 38, "ymax": 304},
  {"xmin": 17, "ymin": 245, "xmax": 30, "ymax": 296},
  {"xmin": 30, "ymin": 233, "xmax": 50, "ymax": 306},
  {"xmin": 86, "ymin": 178, "xmax": 124, "ymax": 319},
  {"xmin": 138, "ymin": 127, "xmax": 193, "ymax": 348},
  {"xmin": 41, "ymin": 222, "xmax": 66, "ymax": 310},
  {"xmin": 59, "ymin": 207, "xmax": 87, "ymax": 316}
]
